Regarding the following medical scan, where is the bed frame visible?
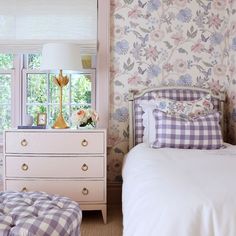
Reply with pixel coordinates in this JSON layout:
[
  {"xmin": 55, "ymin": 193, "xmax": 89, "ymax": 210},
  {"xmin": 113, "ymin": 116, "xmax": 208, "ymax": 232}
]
[{"xmin": 128, "ymin": 86, "xmax": 226, "ymax": 150}]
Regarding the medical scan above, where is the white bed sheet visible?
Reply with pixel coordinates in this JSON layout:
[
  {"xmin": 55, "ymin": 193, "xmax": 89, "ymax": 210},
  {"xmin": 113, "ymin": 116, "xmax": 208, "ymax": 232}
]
[{"xmin": 122, "ymin": 143, "xmax": 236, "ymax": 236}]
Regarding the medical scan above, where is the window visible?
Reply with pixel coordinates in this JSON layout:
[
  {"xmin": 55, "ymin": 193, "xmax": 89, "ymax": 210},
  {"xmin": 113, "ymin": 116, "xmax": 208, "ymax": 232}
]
[
  {"xmin": 0, "ymin": 54, "xmax": 14, "ymax": 132},
  {"xmin": 0, "ymin": 53, "xmax": 95, "ymax": 134}
]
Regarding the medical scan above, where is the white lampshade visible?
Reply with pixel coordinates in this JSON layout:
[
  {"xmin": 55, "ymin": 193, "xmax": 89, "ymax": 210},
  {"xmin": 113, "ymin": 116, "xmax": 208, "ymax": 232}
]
[{"xmin": 40, "ymin": 43, "xmax": 82, "ymax": 71}]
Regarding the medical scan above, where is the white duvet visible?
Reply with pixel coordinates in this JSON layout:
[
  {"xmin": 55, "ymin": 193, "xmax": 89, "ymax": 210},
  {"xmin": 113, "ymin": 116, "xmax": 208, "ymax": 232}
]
[{"xmin": 122, "ymin": 143, "xmax": 236, "ymax": 236}]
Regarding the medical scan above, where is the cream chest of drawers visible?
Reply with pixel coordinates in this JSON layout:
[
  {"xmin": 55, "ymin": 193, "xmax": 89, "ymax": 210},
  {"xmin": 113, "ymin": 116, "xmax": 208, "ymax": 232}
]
[{"xmin": 3, "ymin": 129, "xmax": 107, "ymax": 223}]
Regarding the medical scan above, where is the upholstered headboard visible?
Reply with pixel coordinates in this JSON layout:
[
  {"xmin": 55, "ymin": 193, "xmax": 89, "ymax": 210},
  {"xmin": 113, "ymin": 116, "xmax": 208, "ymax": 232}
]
[{"xmin": 128, "ymin": 86, "xmax": 226, "ymax": 149}]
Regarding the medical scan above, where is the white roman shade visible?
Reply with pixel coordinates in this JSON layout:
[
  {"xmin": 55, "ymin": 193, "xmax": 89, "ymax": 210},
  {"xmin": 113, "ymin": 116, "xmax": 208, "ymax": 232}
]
[{"xmin": 0, "ymin": 0, "xmax": 97, "ymax": 53}]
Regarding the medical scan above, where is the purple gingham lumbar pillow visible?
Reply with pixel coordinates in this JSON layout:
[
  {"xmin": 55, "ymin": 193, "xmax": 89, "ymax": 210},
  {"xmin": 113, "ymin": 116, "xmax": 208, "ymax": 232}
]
[{"xmin": 151, "ymin": 110, "xmax": 223, "ymax": 149}]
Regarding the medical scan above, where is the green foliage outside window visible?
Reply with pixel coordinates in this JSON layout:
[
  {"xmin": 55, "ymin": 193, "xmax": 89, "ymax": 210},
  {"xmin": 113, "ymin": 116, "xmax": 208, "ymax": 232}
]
[
  {"xmin": 26, "ymin": 54, "xmax": 93, "ymax": 127},
  {"xmin": 0, "ymin": 53, "xmax": 93, "ymax": 131},
  {"xmin": 0, "ymin": 75, "xmax": 11, "ymax": 131},
  {"xmin": 0, "ymin": 53, "xmax": 13, "ymax": 132},
  {"xmin": 0, "ymin": 54, "xmax": 13, "ymax": 69},
  {"xmin": 26, "ymin": 73, "xmax": 92, "ymax": 127},
  {"xmin": 28, "ymin": 54, "xmax": 41, "ymax": 70},
  {"xmin": 71, "ymin": 74, "xmax": 92, "ymax": 104}
]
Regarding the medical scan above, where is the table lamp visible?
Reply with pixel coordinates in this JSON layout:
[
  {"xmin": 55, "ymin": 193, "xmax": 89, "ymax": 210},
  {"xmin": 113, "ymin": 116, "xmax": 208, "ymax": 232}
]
[{"xmin": 41, "ymin": 43, "xmax": 82, "ymax": 129}]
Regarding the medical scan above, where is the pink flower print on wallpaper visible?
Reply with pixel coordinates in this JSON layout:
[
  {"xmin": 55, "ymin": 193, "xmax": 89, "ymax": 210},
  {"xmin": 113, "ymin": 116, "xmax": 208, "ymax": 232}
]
[
  {"xmin": 212, "ymin": 0, "xmax": 227, "ymax": 10},
  {"xmin": 175, "ymin": 0, "xmax": 187, "ymax": 7},
  {"xmin": 174, "ymin": 59, "xmax": 188, "ymax": 73},
  {"xmin": 163, "ymin": 63, "xmax": 174, "ymax": 72},
  {"xmin": 144, "ymin": 46, "xmax": 159, "ymax": 61},
  {"xmin": 171, "ymin": 32, "xmax": 185, "ymax": 45},
  {"xmin": 213, "ymin": 64, "xmax": 227, "ymax": 77},
  {"xmin": 128, "ymin": 73, "xmax": 142, "ymax": 86},
  {"xmin": 191, "ymin": 41, "xmax": 205, "ymax": 53},
  {"xmin": 150, "ymin": 30, "xmax": 165, "ymax": 42},
  {"xmin": 128, "ymin": 6, "xmax": 142, "ymax": 19},
  {"xmin": 207, "ymin": 13, "xmax": 223, "ymax": 29}
]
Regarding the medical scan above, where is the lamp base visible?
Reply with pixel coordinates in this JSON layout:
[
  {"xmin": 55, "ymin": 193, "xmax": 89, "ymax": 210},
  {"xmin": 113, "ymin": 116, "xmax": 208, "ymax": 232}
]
[{"xmin": 52, "ymin": 114, "xmax": 69, "ymax": 129}]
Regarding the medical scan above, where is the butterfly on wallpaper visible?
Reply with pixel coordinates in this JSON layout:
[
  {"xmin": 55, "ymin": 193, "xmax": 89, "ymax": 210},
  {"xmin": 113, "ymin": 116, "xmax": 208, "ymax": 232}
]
[
  {"xmin": 201, "ymin": 34, "xmax": 209, "ymax": 42},
  {"xmin": 196, "ymin": 65, "xmax": 211, "ymax": 78},
  {"xmin": 196, "ymin": 0, "xmax": 211, "ymax": 12},
  {"xmin": 196, "ymin": 76, "xmax": 207, "ymax": 87},
  {"xmin": 138, "ymin": 34, "xmax": 149, "ymax": 46},
  {"xmin": 138, "ymin": 66, "xmax": 146, "ymax": 75},
  {"xmin": 138, "ymin": 0, "xmax": 147, "ymax": 8},
  {"xmin": 202, "ymin": 68, "xmax": 212, "ymax": 78}
]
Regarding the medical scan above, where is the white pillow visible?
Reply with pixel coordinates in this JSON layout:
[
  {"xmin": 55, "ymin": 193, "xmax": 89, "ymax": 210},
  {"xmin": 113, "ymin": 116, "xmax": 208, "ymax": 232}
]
[{"xmin": 139, "ymin": 100, "xmax": 157, "ymax": 144}]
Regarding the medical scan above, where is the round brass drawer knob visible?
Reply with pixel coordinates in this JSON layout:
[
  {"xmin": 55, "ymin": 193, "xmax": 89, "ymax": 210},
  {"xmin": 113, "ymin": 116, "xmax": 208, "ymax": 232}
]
[
  {"xmin": 82, "ymin": 187, "xmax": 89, "ymax": 195},
  {"xmin": 21, "ymin": 139, "xmax": 28, "ymax": 147},
  {"xmin": 21, "ymin": 187, "xmax": 28, "ymax": 192},
  {"xmin": 81, "ymin": 139, "xmax": 88, "ymax": 147},
  {"xmin": 81, "ymin": 164, "xmax": 88, "ymax": 171},
  {"xmin": 21, "ymin": 163, "xmax": 29, "ymax": 171}
]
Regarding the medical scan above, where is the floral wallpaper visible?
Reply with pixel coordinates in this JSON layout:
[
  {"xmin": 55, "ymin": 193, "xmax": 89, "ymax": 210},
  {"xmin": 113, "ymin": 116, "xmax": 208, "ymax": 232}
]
[
  {"xmin": 228, "ymin": 0, "xmax": 236, "ymax": 144},
  {"xmin": 108, "ymin": 0, "xmax": 236, "ymax": 183}
]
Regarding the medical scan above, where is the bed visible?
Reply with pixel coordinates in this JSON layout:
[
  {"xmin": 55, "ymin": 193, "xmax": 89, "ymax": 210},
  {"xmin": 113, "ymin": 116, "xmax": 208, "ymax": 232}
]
[{"xmin": 122, "ymin": 87, "xmax": 236, "ymax": 236}]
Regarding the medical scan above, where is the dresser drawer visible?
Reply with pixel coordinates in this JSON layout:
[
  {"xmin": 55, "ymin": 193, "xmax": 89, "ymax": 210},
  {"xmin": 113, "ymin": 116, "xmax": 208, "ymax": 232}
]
[
  {"xmin": 5, "ymin": 180, "xmax": 105, "ymax": 202},
  {"xmin": 5, "ymin": 156, "xmax": 104, "ymax": 178},
  {"xmin": 5, "ymin": 131, "xmax": 104, "ymax": 154}
]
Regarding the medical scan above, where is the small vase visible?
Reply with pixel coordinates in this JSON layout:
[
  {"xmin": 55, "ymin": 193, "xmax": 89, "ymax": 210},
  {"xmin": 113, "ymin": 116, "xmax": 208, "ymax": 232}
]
[{"xmin": 23, "ymin": 114, "xmax": 34, "ymax": 126}]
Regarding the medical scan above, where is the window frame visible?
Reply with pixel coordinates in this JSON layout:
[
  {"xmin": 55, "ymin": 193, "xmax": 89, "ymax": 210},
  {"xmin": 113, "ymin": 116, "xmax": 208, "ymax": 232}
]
[
  {"xmin": 0, "ymin": 54, "xmax": 22, "ymax": 143},
  {"xmin": 22, "ymin": 67, "xmax": 96, "ymax": 126},
  {"xmin": 0, "ymin": 53, "xmax": 96, "ymax": 141}
]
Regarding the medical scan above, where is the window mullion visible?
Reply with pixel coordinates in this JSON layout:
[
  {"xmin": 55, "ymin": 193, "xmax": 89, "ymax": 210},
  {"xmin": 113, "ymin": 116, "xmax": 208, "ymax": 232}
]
[
  {"xmin": 69, "ymin": 74, "xmax": 72, "ymax": 123},
  {"xmin": 22, "ymin": 69, "xmax": 28, "ymax": 123},
  {"xmin": 12, "ymin": 54, "xmax": 23, "ymax": 127},
  {"xmin": 47, "ymin": 73, "xmax": 50, "ymax": 126}
]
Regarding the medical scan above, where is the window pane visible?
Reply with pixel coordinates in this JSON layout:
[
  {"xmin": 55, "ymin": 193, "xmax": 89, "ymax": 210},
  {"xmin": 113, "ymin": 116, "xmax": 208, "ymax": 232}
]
[
  {"xmin": 71, "ymin": 74, "xmax": 92, "ymax": 105},
  {"xmin": 24, "ymin": 70, "xmax": 94, "ymax": 128},
  {"xmin": 0, "ymin": 54, "xmax": 13, "ymax": 69},
  {"xmin": 49, "ymin": 74, "xmax": 69, "ymax": 104},
  {"xmin": 26, "ymin": 74, "xmax": 47, "ymax": 103},
  {"xmin": 0, "ymin": 74, "xmax": 11, "ymax": 132},
  {"xmin": 0, "ymin": 105, "xmax": 11, "ymax": 131},
  {"xmin": 28, "ymin": 54, "xmax": 41, "ymax": 70},
  {"xmin": 0, "ymin": 74, "xmax": 11, "ymax": 103},
  {"xmin": 27, "ymin": 105, "xmax": 47, "ymax": 124},
  {"xmin": 49, "ymin": 105, "xmax": 69, "ymax": 127}
]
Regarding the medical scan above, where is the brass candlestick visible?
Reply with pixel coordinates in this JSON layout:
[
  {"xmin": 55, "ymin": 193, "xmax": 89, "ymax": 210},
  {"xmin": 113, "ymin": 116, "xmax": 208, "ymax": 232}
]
[{"xmin": 52, "ymin": 69, "xmax": 69, "ymax": 129}]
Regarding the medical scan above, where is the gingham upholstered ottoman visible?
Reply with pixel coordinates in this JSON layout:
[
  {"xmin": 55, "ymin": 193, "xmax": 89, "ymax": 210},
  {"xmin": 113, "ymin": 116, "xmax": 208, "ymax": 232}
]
[{"xmin": 0, "ymin": 191, "xmax": 82, "ymax": 236}]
